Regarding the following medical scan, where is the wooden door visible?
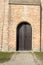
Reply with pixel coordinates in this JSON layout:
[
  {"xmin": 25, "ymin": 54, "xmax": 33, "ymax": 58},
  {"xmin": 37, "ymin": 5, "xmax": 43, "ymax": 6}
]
[{"xmin": 17, "ymin": 23, "xmax": 32, "ymax": 51}]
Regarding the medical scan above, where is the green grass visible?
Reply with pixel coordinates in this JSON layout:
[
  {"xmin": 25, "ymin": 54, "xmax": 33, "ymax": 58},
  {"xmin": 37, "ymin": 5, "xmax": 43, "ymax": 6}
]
[
  {"xmin": 34, "ymin": 52, "xmax": 43, "ymax": 64},
  {"xmin": 0, "ymin": 52, "xmax": 14, "ymax": 63},
  {"xmin": 34, "ymin": 52, "xmax": 43, "ymax": 60}
]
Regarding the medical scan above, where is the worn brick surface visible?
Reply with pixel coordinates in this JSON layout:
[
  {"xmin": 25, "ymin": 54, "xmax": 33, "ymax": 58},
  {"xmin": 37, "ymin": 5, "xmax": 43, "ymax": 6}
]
[
  {"xmin": 9, "ymin": 5, "xmax": 40, "ymax": 51},
  {"xmin": 0, "ymin": 0, "xmax": 4, "ymax": 51},
  {"xmin": 0, "ymin": 0, "xmax": 41, "ymax": 51},
  {"xmin": 41, "ymin": 0, "xmax": 43, "ymax": 51}
]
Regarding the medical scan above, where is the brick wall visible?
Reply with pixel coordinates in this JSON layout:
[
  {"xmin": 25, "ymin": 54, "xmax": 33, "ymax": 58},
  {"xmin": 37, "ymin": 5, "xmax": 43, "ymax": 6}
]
[
  {"xmin": 0, "ymin": 0, "xmax": 40, "ymax": 51},
  {"xmin": 2, "ymin": 0, "xmax": 9, "ymax": 51},
  {"xmin": 41, "ymin": 0, "xmax": 43, "ymax": 51},
  {"xmin": 0, "ymin": 0, "xmax": 4, "ymax": 51},
  {"xmin": 8, "ymin": 5, "xmax": 40, "ymax": 51},
  {"xmin": 0, "ymin": 0, "xmax": 9, "ymax": 51}
]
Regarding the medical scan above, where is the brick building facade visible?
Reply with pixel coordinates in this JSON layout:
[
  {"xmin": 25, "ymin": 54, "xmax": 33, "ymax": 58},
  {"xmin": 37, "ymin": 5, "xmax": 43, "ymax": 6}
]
[{"xmin": 0, "ymin": 0, "xmax": 43, "ymax": 52}]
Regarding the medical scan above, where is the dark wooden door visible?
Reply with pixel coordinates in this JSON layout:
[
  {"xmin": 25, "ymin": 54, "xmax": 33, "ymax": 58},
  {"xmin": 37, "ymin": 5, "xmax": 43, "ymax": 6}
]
[
  {"xmin": 17, "ymin": 23, "xmax": 32, "ymax": 51},
  {"xmin": 24, "ymin": 25, "xmax": 32, "ymax": 50}
]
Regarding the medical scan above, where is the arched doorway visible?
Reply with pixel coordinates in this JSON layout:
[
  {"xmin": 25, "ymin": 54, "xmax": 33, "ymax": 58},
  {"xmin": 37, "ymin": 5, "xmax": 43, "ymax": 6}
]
[{"xmin": 16, "ymin": 22, "xmax": 32, "ymax": 51}]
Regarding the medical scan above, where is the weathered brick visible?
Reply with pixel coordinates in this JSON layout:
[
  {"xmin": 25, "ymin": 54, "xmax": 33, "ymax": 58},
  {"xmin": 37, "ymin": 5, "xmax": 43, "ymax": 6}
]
[{"xmin": 0, "ymin": 0, "xmax": 41, "ymax": 52}]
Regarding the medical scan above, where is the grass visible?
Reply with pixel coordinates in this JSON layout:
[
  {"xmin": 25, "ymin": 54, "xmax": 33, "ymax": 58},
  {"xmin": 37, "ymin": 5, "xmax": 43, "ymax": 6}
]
[
  {"xmin": 34, "ymin": 52, "xmax": 43, "ymax": 64},
  {"xmin": 0, "ymin": 52, "xmax": 14, "ymax": 63},
  {"xmin": 0, "ymin": 52, "xmax": 43, "ymax": 63}
]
